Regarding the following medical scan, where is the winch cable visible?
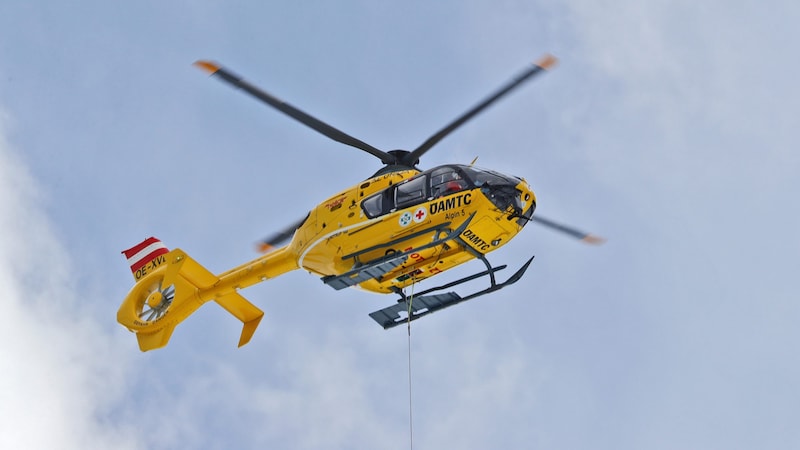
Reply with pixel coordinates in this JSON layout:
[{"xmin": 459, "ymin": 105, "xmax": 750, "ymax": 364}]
[{"xmin": 406, "ymin": 275, "xmax": 416, "ymax": 450}]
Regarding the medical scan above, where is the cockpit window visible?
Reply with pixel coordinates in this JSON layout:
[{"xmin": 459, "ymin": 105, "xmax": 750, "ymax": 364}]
[{"xmin": 430, "ymin": 166, "xmax": 468, "ymax": 198}]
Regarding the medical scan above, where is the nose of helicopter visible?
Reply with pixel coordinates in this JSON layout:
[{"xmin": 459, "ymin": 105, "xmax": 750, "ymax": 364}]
[{"xmin": 516, "ymin": 180, "xmax": 536, "ymax": 226}]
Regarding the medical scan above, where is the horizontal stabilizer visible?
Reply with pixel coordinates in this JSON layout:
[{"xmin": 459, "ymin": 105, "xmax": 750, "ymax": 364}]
[{"xmin": 214, "ymin": 292, "xmax": 264, "ymax": 347}]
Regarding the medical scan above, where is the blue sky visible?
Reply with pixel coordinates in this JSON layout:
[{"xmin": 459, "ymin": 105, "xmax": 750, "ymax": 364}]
[{"xmin": 1, "ymin": 1, "xmax": 799, "ymax": 449}]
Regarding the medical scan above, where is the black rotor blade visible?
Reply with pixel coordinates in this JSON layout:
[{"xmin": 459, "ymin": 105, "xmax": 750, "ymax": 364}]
[
  {"xmin": 531, "ymin": 215, "xmax": 605, "ymax": 245},
  {"xmin": 257, "ymin": 215, "xmax": 309, "ymax": 253},
  {"xmin": 402, "ymin": 54, "xmax": 557, "ymax": 167},
  {"xmin": 195, "ymin": 61, "xmax": 396, "ymax": 165}
]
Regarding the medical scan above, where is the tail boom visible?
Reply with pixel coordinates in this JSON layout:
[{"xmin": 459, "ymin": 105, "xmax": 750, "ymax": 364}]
[{"xmin": 117, "ymin": 243, "xmax": 297, "ymax": 351}]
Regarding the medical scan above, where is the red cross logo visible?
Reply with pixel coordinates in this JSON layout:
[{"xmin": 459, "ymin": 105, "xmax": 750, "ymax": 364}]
[{"xmin": 413, "ymin": 207, "xmax": 427, "ymax": 223}]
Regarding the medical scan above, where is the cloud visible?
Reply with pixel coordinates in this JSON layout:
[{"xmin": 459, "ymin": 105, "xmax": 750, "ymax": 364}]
[
  {"xmin": 0, "ymin": 113, "xmax": 139, "ymax": 450},
  {"xmin": 490, "ymin": 0, "xmax": 795, "ymax": 209}
]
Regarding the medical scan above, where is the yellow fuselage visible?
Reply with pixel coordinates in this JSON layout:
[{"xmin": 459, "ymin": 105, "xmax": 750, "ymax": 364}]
[{"xmin": 285, "ymin": 165, "xmax": 536, "ymax": 293}]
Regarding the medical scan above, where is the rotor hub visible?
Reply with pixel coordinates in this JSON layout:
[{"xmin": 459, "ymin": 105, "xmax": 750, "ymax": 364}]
[{"xmin": 146, "ymin": 291, "xmax": 164, "ymax": 309}]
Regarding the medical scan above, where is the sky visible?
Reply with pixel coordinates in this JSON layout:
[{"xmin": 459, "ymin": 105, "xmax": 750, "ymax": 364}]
[{"xmin": 1, "ymin": 1, "xmax": 799, "ymax": 449}]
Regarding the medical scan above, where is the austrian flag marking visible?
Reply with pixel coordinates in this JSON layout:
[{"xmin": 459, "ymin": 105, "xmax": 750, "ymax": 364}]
[{"xmin": 122, "ymin": 237, "xmax": 169, "ymax": 274}]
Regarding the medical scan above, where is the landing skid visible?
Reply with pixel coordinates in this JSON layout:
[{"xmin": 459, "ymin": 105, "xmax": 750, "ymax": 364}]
[{"xmin": 368, "ymin": 254, "xmax": 534, "ymax": 329}]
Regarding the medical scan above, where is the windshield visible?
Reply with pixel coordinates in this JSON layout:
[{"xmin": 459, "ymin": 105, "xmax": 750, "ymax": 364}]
[{"xmin": 460, "ymin": 166, "xmax": 519, "ymax": 187}]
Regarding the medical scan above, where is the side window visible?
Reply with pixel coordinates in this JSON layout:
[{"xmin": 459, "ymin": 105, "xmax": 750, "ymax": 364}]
[
  {"xmin": 395, "ymin": 176, "xmax": 427, "ymax": 209},
  {"xmin": 362, "ymin": 191, "xmax": 385, "ymax": 218}
]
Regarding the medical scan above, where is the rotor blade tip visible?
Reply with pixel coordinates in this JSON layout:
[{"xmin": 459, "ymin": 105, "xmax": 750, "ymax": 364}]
[
  {"xmin": 581, "ymin": 235, "xmax": 606, "ymax": 245},
  {"xmin": 257, "ymin": 242, "xmax": 275, "ymax": 253},
  {"xmin": 193, "ymin": 60, "xmax": 220, "ymax": 74},
  {"xmin": 536, "ymin": 54, "xmax": 558, "ymax": 70}
]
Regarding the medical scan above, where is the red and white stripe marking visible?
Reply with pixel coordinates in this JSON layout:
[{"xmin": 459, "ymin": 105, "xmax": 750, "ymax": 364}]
[{"xmin": 122, "ymin": 237, "xmax": 169, "ymax": 274}]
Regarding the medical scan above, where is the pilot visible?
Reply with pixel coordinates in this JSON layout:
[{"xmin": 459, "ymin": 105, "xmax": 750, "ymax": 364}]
[{"xmin": 434, "ymin": 172, "xmax": 467, "ymax": 197}]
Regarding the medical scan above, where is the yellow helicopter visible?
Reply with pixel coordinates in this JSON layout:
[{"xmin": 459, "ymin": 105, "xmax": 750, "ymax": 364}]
[{"xmin": 117, "ymin": 54, "xmax": 603, "ymax": 351}]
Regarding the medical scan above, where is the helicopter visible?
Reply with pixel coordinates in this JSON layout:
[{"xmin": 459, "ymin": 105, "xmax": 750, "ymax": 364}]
[{"xmin": 117, "ymin": 54, "xmax": 603, "ymax": 352}]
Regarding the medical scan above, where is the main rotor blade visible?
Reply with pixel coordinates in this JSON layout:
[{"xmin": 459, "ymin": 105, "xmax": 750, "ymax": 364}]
[
  {"xmin": 531, "ymin": 215, "xmax": 605, "ymax": 245},
  {"xmin": 256, "ymin": 215, "xmax": 309, "ymax": 253},
  {"xmin": 194, "ymin": 61, "xmax": 396, "ymax": 165},
  {"xmin": 402, "ymin": 54, "xmax": 557, "ymax": 166}
]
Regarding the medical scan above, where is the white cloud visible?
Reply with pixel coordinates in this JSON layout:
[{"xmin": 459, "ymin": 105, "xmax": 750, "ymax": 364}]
[{"xmin": 0, "ymin": 114, "xmax": 139, "ymax": 450}]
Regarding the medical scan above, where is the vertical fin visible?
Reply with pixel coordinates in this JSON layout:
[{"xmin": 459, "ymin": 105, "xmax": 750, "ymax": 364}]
[{"xmin": 135, "ymin": 325, "xmax": 176, "ymax": 352}]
